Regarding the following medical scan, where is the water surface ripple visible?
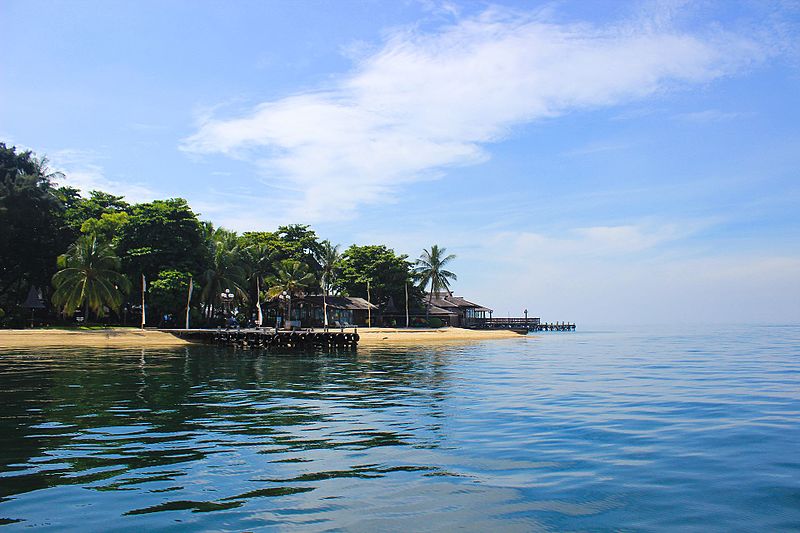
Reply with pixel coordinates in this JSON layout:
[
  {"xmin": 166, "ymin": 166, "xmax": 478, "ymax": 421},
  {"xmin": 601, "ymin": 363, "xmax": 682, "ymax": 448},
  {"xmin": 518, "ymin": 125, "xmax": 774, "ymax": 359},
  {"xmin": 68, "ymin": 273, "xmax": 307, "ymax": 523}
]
[{"xmin": 1, "ymin": 325, "xmax": 799, "ymax": 531}]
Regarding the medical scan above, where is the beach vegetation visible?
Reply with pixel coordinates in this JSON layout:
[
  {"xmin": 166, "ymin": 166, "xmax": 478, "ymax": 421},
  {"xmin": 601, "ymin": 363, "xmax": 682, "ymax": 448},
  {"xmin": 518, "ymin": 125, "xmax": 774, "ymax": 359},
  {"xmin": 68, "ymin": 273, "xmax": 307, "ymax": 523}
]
[
  {"xmin": 1, "ymin": 142, "xmax": 449, "ymax": 327},
  {"xmin": 0, "ymin": 143, "xmax": 74, "ymax": 323},
  {"xmin": 266, "ymin": 259, "xmax": 317, "ymax": 322},
  {"xmin": 318, "ymin": 240, "xmax": 342, "ymax": 327},
  {"xmin": 199, "ymin": 227, "xmax": 247, "ymax": 318},
  {"xmin": 414, "ymin": 245, "xmax": 457, "ymax": 317},
  {"xmin": 338, "ymin": 245, "xmax": 417, "ymax": 312},
  {"xmin": 51, "ymin": 235, "xmax": 131, "ymax": 319}
]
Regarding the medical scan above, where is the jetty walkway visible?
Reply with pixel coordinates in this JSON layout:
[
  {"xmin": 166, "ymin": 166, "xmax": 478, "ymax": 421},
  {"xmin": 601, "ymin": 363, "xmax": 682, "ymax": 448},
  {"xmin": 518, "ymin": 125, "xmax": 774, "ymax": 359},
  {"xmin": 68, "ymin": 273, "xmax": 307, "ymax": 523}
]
[
  {"xmin": 161, "ymin": 328, "xmax": 359, "ymax": 351},
  {"xmin": 471, "ymin": 318, "xmax": 576, "ymax": 332}
]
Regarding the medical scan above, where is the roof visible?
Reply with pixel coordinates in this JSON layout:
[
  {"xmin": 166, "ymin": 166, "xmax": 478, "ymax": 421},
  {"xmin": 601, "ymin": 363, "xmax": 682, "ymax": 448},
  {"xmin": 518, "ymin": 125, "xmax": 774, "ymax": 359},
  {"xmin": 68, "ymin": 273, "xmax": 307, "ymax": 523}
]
[
  {"xmin": 22, "ymin": 286, "xmax": 46, "ymax": 309},
  {"xmin": 302, "ymin": 295, "xmax": 378, "ymax": 310},
  {"xmin": 427, "ymin": 304, "xmax": 459, "ymax": 316},
  {"xmin": 427, "ymin": 292, "xmax": 492, "ymax": 313}
]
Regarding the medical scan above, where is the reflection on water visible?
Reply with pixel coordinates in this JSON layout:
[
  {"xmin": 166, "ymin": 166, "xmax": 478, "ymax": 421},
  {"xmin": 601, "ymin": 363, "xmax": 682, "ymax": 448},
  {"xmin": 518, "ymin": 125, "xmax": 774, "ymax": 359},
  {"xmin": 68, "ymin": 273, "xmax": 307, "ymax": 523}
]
[{"xmin": 1, "ymin": 326, "xmax": 799, "ymax": 531}]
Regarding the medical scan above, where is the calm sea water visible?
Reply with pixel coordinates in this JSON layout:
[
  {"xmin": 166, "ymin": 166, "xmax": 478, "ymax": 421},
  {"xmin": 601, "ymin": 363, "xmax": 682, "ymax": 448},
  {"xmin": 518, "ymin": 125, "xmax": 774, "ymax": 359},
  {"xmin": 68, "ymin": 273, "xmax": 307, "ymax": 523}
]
[{"xmin": 1, "ymin": 326, "xmax": 799, "ymax": 531}]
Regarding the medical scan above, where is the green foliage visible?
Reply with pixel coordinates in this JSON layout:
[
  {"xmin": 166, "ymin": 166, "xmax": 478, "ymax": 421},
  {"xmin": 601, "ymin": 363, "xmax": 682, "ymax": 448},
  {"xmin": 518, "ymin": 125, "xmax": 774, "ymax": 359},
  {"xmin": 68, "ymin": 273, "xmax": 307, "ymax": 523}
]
[
  {"xmin": 266, "ymin": 259, "xmax": 316, "ymax": 324},
  {"xmin": 118, "ymin": 198, "xmax": 205, "ymax": 283},
  {"xmin": 80, "ymin": 211, "xmax": 130, "ymax": 244},
  {"xmin": 414, "ymin": 244, "xmax": 457, "ymax": 307},
  {"xmin": 318, "ymin": 240, "xmax": 342, "ymax": 296},
  {"xmin": 148, "ymin": 270, "xmax": 192, "ymax": 318},
  {"xmin": 0, "ymin": 143, "xmax": 73, "ymax": 319},
  {"xmin": 2, "ymin": 141, "xmax": 466, "ymax": 329},
  {"xmin": 199, "ymin": 227, "xmax": 247, "ymax": 310},
  {"xmin": 428, "ymin": 317, "xmax": 444, "ymax": 328},
  {"xmin": 239, "ymin": 224, "xmax": 322, "ymax": 271},
  {"xmin": 266, "ymin": 259, "xmax": 316, "ymax": 299},
  {"xmin": 62, "ymin": 190, "xmax": 129, "ymax": 233},
  {"xmin": 51, "ymin": 235, "xmax": 131, "ymax": 319},
  {"xmin": 238, "ymin": 241, "xmax": 277, "ymax": 313},
  {"xmin": 338, "ymin": 245, "xmax": 415, "ymax": 310}
]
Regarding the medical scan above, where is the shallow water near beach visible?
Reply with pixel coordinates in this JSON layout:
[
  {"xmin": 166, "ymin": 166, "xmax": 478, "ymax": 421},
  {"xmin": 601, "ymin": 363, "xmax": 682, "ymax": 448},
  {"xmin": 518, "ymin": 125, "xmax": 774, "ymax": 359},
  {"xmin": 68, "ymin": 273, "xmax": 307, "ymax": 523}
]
[{"xmin": 1, "ymin": 325, "xmax": 799, "ymax": 531}]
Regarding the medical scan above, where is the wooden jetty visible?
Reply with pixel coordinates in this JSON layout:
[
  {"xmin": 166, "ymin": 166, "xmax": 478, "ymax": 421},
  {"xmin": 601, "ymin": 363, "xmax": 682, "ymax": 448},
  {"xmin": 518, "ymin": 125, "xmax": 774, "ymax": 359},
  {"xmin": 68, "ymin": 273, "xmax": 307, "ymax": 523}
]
[
  {"xmin": 470, "ymin": 318, "xmax": 575, "ymax": 332},
  {"xmin": 161, "ymin": 328, "xmax": 359, "ymax": 351}
]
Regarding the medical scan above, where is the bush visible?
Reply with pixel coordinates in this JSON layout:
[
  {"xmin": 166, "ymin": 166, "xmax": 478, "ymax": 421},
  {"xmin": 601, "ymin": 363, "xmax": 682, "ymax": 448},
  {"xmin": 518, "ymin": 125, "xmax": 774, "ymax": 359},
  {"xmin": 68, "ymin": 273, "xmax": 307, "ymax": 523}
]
[{"xmin": 428, "ymin": 317, "xmax": 444, "ymax": 328}]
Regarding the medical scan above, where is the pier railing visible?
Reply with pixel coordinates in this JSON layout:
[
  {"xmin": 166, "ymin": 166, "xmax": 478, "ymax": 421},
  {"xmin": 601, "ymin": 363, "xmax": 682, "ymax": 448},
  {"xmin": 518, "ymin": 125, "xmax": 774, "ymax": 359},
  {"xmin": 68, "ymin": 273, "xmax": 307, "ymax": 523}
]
[{"xmin": 470, "ymin": 318, "xmax": 575, "ymax": 331}]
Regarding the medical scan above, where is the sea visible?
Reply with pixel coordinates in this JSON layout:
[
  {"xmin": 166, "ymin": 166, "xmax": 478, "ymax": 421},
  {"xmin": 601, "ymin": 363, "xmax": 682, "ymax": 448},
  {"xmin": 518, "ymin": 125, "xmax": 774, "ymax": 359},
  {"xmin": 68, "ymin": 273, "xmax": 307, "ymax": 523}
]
[{"xmin": 0, "ymin": 325, "xmax": 798, "ymax": 531}]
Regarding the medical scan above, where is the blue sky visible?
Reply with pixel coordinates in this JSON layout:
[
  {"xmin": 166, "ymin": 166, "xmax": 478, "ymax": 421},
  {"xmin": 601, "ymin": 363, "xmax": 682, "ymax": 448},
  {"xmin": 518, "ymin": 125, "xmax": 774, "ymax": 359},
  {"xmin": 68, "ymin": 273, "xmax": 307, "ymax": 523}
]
[{"xmin": 2, "ymin": 0, "xmax": 799, "ymax": 324}]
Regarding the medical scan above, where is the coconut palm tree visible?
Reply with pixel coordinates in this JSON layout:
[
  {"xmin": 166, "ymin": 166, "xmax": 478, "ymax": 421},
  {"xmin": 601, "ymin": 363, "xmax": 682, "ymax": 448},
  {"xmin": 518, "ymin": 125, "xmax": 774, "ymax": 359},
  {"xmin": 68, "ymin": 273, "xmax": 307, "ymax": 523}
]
[
  {"xmin": 240, "ymin": 242, "xmax": 276, "ymax": 324},
  {"xmin": 414, "ymin": 245, "xmax": 457, "ymax": 320},
  {"xmin": 51, "ymin": 235, "xmax": 131, "ymax": 320},
  {"xmin": 267, "ymin": 259, "xmax": 316, "ymax": 326},
  {"xmin": 317, "ymin": 240, "xmax": 342, "ymax": 328},
  {"xmin": 200, "ymin": 228, "xmax": 247, "ymax": 318}
]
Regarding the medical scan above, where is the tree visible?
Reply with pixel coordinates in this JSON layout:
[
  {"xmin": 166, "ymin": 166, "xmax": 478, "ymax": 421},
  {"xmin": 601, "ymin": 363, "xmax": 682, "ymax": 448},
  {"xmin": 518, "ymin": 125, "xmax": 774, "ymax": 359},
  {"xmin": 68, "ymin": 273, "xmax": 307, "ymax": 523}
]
[
  {"xmin": 338, "ymin": 245, "xmax": 415, "ymax": 314},
  {"xmin": 117, "ymin": 198, "xmax": 205, "ymax": 283},
  {"xmin": 266, "ymin": 259, "xmax": 315, "ymax": 324},
  {"xmin": 317, "ymin": 240, "xmax": 342, "ymax": 327},
  {"xmin": 198, "ymin": 227, "xmax": 247, "ymax": 320},
  {"xmin": 0, "ymin": 143, "xmax": 72, "ymax": 321},
  {"xmin": 51, "ymin": 235, "xmax": 131, "ymax": 319},
  {"xmin": 80, "ymin": 211, "xmax": 130, "ymax": 245},
  {"xmin": 62, "ymin": 190, "xmax": 129, "ymax": 233},
  {"xmin": 276, "ymin": 224, "xmax": 323, "ymax": 267},
  {"xmin": 414, "ymin": 245, "xmax": 457, "ymax": 319},
  {"xmin": 148, "ymin": 270, "xmax": 192, "ymax": 326},
  {"xmin": 239, "ymin": 242, "xmax": 276, "ymax": 320}
]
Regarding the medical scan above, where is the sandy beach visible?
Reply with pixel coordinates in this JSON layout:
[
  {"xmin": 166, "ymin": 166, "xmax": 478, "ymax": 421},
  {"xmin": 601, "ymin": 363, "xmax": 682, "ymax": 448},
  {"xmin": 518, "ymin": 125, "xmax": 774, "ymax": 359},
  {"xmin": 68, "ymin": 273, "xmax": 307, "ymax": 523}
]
[
  {"xmin": 355, "ymin": 327, "xmax": 525, "ymax": 345},
  {"xmin": 0, "ymin": 327, "xmax": 524, "ymax": 349},
  {"xmin": 0, "ymin": 328, "xmax": 192, "ymax": 348}
]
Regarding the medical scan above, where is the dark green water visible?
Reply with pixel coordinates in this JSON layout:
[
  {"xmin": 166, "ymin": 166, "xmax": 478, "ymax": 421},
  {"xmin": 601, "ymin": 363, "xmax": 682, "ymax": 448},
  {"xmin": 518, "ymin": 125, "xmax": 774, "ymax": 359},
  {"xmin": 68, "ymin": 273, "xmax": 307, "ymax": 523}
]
[{"xmin": 1, "ymin": 326, "xmax": 799, "ymax": 531}]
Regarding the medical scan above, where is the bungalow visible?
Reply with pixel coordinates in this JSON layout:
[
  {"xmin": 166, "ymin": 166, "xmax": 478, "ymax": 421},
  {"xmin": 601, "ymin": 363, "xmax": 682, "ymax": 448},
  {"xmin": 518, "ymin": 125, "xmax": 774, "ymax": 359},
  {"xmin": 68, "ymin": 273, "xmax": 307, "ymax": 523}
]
[
  {"xmin": 425, "ymin": 292, "xmax": 492, "ymax": 327},
  {"xmin": 265, "ymin": 295, "xmax": 377, "ymax": 328},
  {"xmin": 382, "ymin": 291, "xmax": 492, "ymax": 327}
]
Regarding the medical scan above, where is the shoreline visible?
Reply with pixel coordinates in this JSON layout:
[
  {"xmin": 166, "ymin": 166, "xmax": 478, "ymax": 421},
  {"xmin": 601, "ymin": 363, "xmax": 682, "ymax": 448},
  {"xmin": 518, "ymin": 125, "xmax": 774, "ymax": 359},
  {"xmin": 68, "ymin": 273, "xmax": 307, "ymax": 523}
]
[
  {"xmin": 0, "ymin": 326, "xmax": 525, "ymax": 349},
  {"xmin": 0, "ymin": 328, "xmax": 192, "ymax": 348},
  {"xmin": 354, "ymin": 327, "xmax": 525, "ymax": 345}
]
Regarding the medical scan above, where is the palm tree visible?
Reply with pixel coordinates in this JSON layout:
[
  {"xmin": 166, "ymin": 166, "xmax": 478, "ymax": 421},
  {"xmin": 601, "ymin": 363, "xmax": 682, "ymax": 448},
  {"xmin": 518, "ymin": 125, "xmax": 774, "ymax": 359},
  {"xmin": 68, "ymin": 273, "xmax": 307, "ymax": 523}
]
[
  {"xmin": 51, "ymin": 235, "xmax": 131, "ymax": 320},
  {"xmin": 414, "ymin": 245, "xmax": 457, "ymax": 320},
  {"xmin": 267, "ymin": 259, "xmax": 316, "ymax": 326},
  {"xmin": 240, "ymin": 242, "xmax": 276, "ymax": 323},
  {"xmin": 317, "ymin": 240, "xmax": 341, "ymax": 328},
  {"xmin": 200, "ymin": 228, "xmax": 247, "ymax": 318}
]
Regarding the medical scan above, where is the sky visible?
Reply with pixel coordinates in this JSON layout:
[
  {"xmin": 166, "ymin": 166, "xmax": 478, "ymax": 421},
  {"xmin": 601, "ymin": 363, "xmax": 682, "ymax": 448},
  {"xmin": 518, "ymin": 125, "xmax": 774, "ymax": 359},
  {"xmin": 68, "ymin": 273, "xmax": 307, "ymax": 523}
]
[{"xmin": 2, "ymin": 0, "xmax": 799, "ymax": 325}]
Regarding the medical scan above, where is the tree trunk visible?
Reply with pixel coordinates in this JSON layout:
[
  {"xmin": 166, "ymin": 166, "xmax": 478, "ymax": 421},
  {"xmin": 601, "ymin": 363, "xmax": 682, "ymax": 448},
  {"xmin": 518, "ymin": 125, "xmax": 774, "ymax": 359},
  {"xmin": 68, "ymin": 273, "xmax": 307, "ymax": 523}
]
[
  {"xmin": 426, "ymin": 288, "xmax": 432, "ymax": 322},
  {"xmin": 323, "ymin": 290, "xmax": 328, "ymax": 329}
]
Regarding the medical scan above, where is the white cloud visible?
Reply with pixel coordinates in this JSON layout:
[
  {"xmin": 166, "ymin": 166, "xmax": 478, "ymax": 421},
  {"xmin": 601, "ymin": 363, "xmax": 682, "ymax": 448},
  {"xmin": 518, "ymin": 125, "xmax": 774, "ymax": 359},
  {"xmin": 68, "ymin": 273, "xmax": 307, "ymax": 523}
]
[
  {"xmin": 182, "ymin": 6, "xmax": 766, "ymax": 222},
  {"xmin": 674, "ymin": 109, "xmax": 748, "ymax": 122},
  {"xmin": 49, "ymin": 149, "xmax": 158, "ymax": 203},
  {"xmin": 349, "ymin": 220, "xmax": 800, "ymax": 324}
]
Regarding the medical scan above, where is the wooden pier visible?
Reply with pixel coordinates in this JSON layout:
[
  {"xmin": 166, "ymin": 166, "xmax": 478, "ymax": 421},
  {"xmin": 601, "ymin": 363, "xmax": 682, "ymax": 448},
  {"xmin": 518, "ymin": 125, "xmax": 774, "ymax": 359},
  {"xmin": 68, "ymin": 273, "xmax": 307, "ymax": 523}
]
[
  {"xmin": 469, "ymin": 318, "xmax": 575, "ymax": 332},
  {"xmin": 162, "ymin": 328, "xmax": 359, "ymax": 351}
]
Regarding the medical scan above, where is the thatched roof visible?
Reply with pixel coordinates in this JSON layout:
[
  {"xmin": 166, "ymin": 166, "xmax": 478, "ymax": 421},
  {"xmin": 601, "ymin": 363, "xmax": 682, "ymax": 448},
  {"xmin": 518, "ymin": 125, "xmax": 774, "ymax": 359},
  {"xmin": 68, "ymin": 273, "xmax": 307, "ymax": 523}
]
[
  {"xmin": 427, "ymin": 292, "xmax": 492, "ymax": 313},
  {"xmin": 302, "ymin": 295, "xmax": 377, "ymax": 311}
]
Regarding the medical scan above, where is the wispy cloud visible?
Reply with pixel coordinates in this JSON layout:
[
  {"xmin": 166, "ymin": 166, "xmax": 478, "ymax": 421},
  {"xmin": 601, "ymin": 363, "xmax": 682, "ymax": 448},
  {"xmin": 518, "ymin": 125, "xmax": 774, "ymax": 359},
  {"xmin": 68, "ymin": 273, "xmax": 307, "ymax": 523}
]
[
  {"xmin": 49, "ymin": 149, "xmax": 158, "ymax": 203},
  {"xmin": 181, "ymin": 5, "xmax": 767, "ymax": 222},
  {"xmin": 561, "ymin": 140, "xmax": 632, "ymax": 157},
  {"xmin": 674, "ymin": 109, "xmax": 748, "ymax": 122}
]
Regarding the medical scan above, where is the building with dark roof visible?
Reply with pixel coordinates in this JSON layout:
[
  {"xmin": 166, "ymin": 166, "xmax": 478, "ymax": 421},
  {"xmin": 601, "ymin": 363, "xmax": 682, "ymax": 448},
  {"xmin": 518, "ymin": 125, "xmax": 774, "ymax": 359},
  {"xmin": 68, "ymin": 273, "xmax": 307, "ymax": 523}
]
[{"xmin": 382, "ymin": 291, "xmax": 492, "ymax": 327}]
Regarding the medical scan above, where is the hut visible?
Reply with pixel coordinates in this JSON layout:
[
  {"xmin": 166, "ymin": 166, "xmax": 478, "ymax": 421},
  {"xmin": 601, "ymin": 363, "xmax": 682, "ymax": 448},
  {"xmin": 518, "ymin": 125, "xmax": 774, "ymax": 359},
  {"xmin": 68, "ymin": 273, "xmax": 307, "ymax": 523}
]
[
  {"xmin": 264, "ymin": 295, "xmax": 377, "ymax": 328},
  {"xmin": 382, "ymin": 291, "xmax": 492, "ymax": 327}
]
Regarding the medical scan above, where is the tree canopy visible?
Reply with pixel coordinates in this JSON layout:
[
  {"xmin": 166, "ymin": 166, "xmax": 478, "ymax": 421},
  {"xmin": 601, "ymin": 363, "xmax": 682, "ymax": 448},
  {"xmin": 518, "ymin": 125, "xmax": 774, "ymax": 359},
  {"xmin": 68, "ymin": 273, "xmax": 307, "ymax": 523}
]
[
  {"xmin": 117, "ymin": 198, "xmax": 206, "ymax": 283},
  {"xmin": 338, "ymin": 245, "xmax": 415, "ymax": 311},
  {"xmin": 1, "ymin": 141, "xmax": 460, "ymax": 327}
]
